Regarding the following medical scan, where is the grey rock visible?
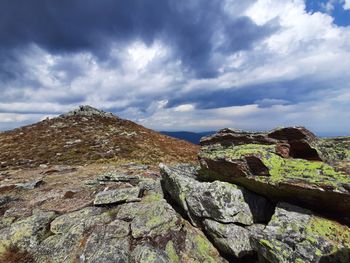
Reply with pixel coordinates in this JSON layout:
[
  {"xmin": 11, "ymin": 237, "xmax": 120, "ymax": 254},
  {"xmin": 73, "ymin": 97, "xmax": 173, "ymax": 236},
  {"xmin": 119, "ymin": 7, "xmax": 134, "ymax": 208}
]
[
  {"xmin": 16, "ymin": 178, "xmax": 44, "ymax": 190},
  {"xmin": 117, "ymin": 199, "xmax": 179, "ymax": 238},
  {"xmin": 97, "ymin": 172, "xmax": 140, "ymax": 183},
  {"xmin": 0, "ymin": 210, "xmax": 56, "ymax": 252},
  {"xmin": 133, "ymin": 245, "xmax": 170, "ymax": 263},
  {"xmin": 203, "ymin": 219, "xmax": 254, "ymax": 258},
  {"xmin": 81, "ymin": 220, "xmax": 130, "ymax": 263},
  {"xmin": 94, "ymin": 187, "xmax": 140, "ymax": 205},
  {"xmin": 38, "ymin": 208, "xmax": 114, "ymax": 263},
  {"xmin": 250, "ymin": 202, "xmax": 350, "ymax": 263},
  {"xmin": 50, "ymin": 207, "xmax": 105, "ymax": 234},
  {"xmin": 160, "ymin": 163, "xmax": 273, "ymax": 226},
  {"xmin": 60, "ymin": 105, "xmax": 115, "ymax": 118}
]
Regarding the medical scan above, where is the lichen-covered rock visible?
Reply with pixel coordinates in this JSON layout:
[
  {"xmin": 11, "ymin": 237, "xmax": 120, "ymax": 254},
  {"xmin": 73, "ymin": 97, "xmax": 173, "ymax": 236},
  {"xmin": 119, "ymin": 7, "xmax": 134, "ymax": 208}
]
[
  {"xmin": 97, "ymin": 172, "xmax": 140, "ymax": 183},
  {"xmin": 203, "ymin": 219, "xmax": 254, "ymax": 258},
  {"xmin": 0, "ymin": 210, "xmax": 56, "ymax": 254},
  {"xmin": 198, "ymin": 143, "xmax": 350, "ymax": 222},
  {"xmin": 319, "ymin": 136, "xmax": 350, "ymax": 174},
  {"xmin": 200, "ymin": 126, "xmax": 322, "ymax": 161},
  {"xmin": 133, "ymin": 244, "xmax": 170, "ymax": 263},
  {"xmin": 251, "ymin": 203, "xmax": 350, "ymax": 263},
  {"xmin": 117, "ymin": 197, "xmax": 180, "ymax": 238},
  {"xmin": 93, "ymin": 187, "xmax": 140, "ymax": 205},
  {"xmin": 160, "ymin": 163, "xmax": 273, "ymax": 226},
  {"xmin": 50, "ymin": 207, "xmax": 104, "ymax": 234},
  {"xmin": 37, "ymin": 207, "xmax": 114, "ymax": 263},
  {"xmin": 183, "ymin": 225, "xmax": 227, "ymax": 263},
  {"xmin": 81, "ymin": 220, "xmax": 130, "ymax": 263}
]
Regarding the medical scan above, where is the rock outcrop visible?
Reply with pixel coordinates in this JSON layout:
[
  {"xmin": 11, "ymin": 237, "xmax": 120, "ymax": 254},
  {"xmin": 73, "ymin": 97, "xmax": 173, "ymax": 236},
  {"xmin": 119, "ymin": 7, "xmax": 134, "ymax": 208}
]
[
  {"xmin": 251, "ymin": 203, "xmax": 350, "ymax": 263},
  {"xmin": 160, "ymin": 163, "xmax": 274, "ymax": 259},
  {"xmin": 198, "ymin": 127, "xmax": 350, "ymax": 222},
  {"xmin": 60, "ymin": 105, "xmax": 115, "ymax": 118}
]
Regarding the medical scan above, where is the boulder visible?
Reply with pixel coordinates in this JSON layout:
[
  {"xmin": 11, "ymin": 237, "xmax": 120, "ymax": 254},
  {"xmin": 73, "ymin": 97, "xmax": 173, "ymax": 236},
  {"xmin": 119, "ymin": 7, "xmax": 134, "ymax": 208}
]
[
  {"xmin": 117, "ymin": 197, "xmax": 180, "ymax": 238},
  {"xmin": 81, "ymin": 220, "xmax": 130, "ymax": 263},
  {"xmin": 160, "ymin": 163, "xmax": 273, "ymax": 226},
  {"xmin": 200, "ymin": 126, "xmax": 322, "ymax": 161},
  {"xmin": 37, "ymin": 207, "xmax": 114, "ymax": 263},
  {"xmin": 251, "ymin": 203, "xmax": 350, "ymax": 263},
  {"xmin": 198, "ymin": 142, "xmax": 350, "ymax": 222},
  {"xmin": 0, "ymin": 210, "xmax": 56, "ymax": 254},
  {"xmin": 93, "ymin": 187, "xmax": 140, "ymax": 205},
  {"xmin": 203, "ymin": 219, "xmax": 254, "ymax": 258}
]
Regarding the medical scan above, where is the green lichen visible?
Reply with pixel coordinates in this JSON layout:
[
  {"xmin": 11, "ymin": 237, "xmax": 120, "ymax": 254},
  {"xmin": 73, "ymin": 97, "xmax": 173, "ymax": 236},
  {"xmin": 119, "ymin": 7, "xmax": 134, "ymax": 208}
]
[
  {"xmin": 319, "ymin": 137, "xmax": 350, "ymax": 161},
  {"xmin": 142, "ymin": 193, "xmax": 163, "ymax": 203},
  {"xmin": 165, "ymin": 241, "xmax": 180, "ymax": 263},
  {"xmin": 259, "ymin": 239, "xmax": 274, "ymax": 249},
  {"xmin": 306, "ymin": 217, "xmax": 350, "ymax": 247},
  {"xmin": 201, "ymin": 144, "xmax": 350, "ymax": 189}
]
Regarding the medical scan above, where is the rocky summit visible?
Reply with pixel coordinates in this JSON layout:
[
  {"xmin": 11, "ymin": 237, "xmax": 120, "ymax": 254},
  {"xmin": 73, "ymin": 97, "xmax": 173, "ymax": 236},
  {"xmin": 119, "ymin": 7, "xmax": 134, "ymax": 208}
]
[
  {"xmin": 0, "ymin": 105, "xmax": 198, "ymax": 170},
  {"xmin": 0, "ymin": 117, "xmax": 350, "ymax": 263}
]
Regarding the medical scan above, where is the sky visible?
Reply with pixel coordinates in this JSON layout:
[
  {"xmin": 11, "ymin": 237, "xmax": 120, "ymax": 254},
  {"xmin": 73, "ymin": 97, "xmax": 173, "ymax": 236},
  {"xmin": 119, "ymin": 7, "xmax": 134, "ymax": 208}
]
[{"xmin": 0, "ymin": 0, "xmax": 349, "ymax": 135}]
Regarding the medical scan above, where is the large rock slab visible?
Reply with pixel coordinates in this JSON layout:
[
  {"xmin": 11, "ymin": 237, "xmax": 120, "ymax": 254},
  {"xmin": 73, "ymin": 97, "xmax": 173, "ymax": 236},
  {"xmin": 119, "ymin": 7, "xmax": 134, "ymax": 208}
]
[
  {"xmin": 94, "ymin": 187, "xmax": 140, "ymax": 205},
  {"xmin": 160, "ymin": 163, "xmax": 274, "ymax": 226},
  {"xmin": 132, "ymin": 244, "xmax": 170, "ymax": 263},
  {"xmin": 199, "ymin": 142, "xmax": 350, "ymax": 222},
  {"xmin": 0, "ymin": 210, "xmax": 56, "ymax": 254},
  {"xmin": 117, "ymin": 196, "xmax": 180, "ymax": 238},
  {"xmin": 81, "ymin": 220, "xmax": 130, "ymax": 263},
  {"xmin": 251, "ymin": 203, "xmax": 350, "ymax": 263},
  {"xmin": 200, "ymin": 126, "xmax": 322, "ymax": 161},
  {"xmin": 37, "ymin": 207, "xmax": 114, "ymax": 263},
  {"xmin": 203, "ymin": 219, "xmax": 254, "ymax": 258}
]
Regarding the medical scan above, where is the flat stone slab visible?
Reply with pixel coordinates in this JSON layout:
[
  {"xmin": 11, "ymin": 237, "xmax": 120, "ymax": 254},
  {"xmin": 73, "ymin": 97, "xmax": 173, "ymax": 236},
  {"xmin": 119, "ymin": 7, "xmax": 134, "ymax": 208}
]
[{"xmin": 94, "ymin": 187, "xmax": 140, "ymax": 205}]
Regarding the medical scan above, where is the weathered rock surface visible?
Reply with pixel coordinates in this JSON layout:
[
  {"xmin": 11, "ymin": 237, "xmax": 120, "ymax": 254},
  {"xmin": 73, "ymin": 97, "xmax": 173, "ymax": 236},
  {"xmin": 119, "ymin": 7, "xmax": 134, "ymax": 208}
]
[
  {"xmin": 93, "ymin": 187, "xmax": 140, "ymax": 205},
  {"xmin": 203, "ymin": 219, "xmax": 254, "ymax": 258},
  {"xmin": 0, "ymin": 210, "xmax": 56, "ymax": 254},
  {"xmin": 133, "ymin": 244, "xmax": 170, "ymax": 263},
  {"xmin": 160, "ymin": 163, "xmax": 273, "ymax": 226},
  {"xmin": 200, "ymin": 126, "xmax": 322, "ymax": 161},
  {"xmin": 117, "ymin": 195, "xmax": 180, "ymax": 238},
  {"xmin": 81, "ymin": 220, "xmax": 130, "ymax": 263},
  {"xmin": 60, "ymin": 105, "xmax": 115, "ymax": 118},
  {"xmin": 251, "ymin": 203, "xmax": 350, "ymax": 263},
  {"xmin": 15, "ymin": 178, "xmax": 44, "ymax": 190},
  {"xmin": 198, "ymin": 128, "xmax": 350, "ymax": 222},
  {"xmin": 160, "ymin": 163, "xmax": 273, "ymax": 260}
]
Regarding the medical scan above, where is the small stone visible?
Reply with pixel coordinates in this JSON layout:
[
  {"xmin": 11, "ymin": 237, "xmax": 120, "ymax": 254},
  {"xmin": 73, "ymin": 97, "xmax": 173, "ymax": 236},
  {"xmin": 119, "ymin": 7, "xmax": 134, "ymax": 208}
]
[{"xmin": 16, "ymin": 179, "xmax": 44, "ymax": 190}]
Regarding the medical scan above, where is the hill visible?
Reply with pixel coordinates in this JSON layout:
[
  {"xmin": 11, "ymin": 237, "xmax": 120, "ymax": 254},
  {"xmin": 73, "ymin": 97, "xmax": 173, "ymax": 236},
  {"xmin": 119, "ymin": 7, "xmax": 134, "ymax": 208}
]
[{"xmin": 0, "ymin": 106, "xmax": 198, "ymax": 170}]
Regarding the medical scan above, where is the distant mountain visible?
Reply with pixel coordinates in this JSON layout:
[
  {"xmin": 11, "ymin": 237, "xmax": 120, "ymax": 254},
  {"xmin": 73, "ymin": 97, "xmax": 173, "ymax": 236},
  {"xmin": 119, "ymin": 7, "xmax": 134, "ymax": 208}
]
[
  {"xmin": 160, "ymin": 131, "xmax": 215, "ymax": 144},
  {"xmin": 0, "ymin": 105, "xmax": 199, "ymax": 170}
]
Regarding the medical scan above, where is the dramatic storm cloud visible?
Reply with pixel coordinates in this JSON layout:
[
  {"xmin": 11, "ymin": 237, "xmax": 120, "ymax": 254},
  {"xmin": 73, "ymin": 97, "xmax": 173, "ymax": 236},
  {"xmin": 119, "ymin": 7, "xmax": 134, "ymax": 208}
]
[{"xmin": 0, "ymin": 0, "xmax": 349, "ymax": 135}]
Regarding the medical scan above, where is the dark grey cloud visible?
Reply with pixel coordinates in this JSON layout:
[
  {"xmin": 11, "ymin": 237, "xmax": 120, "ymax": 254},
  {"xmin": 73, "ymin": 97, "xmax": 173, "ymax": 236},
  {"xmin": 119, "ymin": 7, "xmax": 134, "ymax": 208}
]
[
  {"xmin": 0, "ymin": 0, "xmax": 275, "ymax": 78},
  {"xmin": 165, "ymin": 76, "xmax": 348, "ymax": 109}
]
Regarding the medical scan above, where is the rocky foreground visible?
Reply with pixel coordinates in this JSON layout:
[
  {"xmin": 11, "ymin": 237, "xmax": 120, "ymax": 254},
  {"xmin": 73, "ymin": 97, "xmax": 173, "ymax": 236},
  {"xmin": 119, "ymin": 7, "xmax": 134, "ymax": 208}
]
[{"xmin": 0, "ymin": 125, "xmax": 349, "ymax": 263}]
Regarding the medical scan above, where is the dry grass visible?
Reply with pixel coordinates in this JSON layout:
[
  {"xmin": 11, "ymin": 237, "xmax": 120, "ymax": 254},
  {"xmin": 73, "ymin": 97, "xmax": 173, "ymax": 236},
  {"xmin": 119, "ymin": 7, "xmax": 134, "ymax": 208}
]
[
  {"xmin": 0, "ymin": 114, "xmax": 199, "ymax": 170},
  {"xmin": 0, "ymin": 245, "xmax": 34, "ymax": 263}
]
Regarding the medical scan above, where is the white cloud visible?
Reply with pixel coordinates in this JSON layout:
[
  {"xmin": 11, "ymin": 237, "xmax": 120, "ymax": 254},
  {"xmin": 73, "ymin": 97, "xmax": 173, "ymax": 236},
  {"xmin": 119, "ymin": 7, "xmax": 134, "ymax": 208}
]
[
  {"xmin": 174, "ymin": 104, "xmax": 195, "ymax": 112},
  {"xmin": 344, "ymin": 0, "xmax": 350, "ymax": 10},
  {"xmin": 1, "ymin": 0, "xmax": 350, "ymax": 135}
]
